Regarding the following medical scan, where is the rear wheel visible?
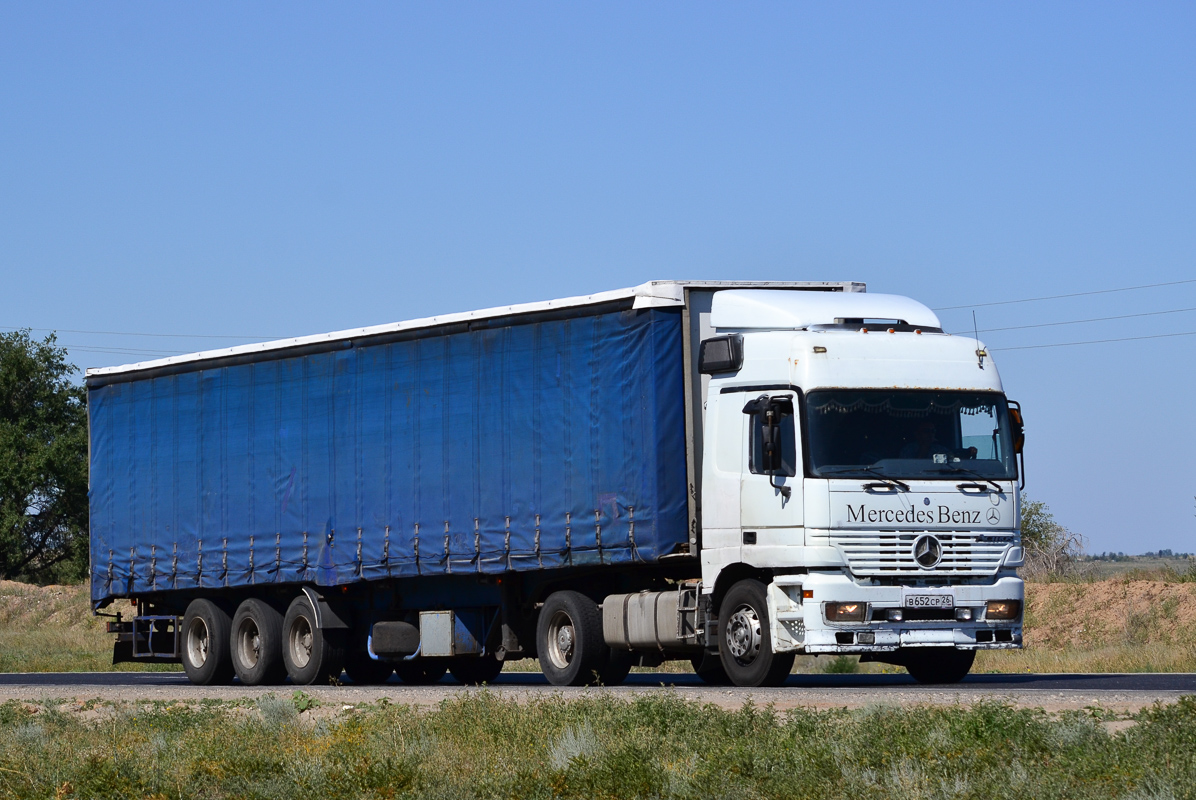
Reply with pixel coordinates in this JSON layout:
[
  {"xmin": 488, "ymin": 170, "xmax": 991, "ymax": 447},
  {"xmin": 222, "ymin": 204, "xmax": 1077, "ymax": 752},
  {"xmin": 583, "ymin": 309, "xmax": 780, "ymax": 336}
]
[
  {"xmin": 904, "ymin": 648, "xmax": 975, "ymax": 684},
  {"xmin": 394, "ymin": 660, "xmax": 448, "ymax": 685},
  {"xmin": 181, "ymin": 599, "xmax": 234, "ymax": 686},
  {"xmin": 718, "ymin": 579, "xmax": 794, "ymax": 687},
  {"xmin": 343, "ymin": 650, "xmax": 395, "ymax": 685},
  {"xmin": 449, "ymin": 654, "xmax": 504, "ymax": 685},
  {"xmin": 231, "ymin": 599, "xmax": 287, "ymax": 686},
  {"xmin": 599, "ymin": 649, "xmax": 635, "ymax": 686},
  {"xmin": 537, "ymin": 590, "xmax": 606, "ymax": 686},
  {"xmin": 691, "ymin": 652, "xmax": 730, "ymax": 686},
  {"xmin": 282, "ymin": 594, "xmax": 346, "ymax": 685}
]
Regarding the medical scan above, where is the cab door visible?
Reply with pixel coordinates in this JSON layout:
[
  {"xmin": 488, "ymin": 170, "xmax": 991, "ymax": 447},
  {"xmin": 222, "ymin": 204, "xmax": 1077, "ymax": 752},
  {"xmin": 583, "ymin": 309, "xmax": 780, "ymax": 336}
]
[{"xmin": 739, "ymin": 390, "xmax": 804, "ymax": 531}]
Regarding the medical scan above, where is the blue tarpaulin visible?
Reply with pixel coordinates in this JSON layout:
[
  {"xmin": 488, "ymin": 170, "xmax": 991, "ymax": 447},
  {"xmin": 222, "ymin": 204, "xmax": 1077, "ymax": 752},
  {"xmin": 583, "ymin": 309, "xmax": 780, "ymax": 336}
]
[{"xmin": 88, "ymin": 307, "xmax": 689, "ymax": 605}]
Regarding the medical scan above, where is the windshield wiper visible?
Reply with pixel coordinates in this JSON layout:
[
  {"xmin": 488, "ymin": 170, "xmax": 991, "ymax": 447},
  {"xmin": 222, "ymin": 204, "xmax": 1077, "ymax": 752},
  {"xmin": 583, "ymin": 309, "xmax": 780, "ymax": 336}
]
[
  {"xmin": 931, "ymin": 464, "xmax": 1002, "ymax": 492},
  {"xmin": 819, "ymin": 466, "xmax": 910, "ymax": 491}
]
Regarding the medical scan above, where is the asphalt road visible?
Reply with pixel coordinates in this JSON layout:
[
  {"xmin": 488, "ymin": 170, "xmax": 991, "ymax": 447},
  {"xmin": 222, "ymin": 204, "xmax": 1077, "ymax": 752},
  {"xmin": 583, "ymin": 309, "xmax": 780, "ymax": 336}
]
[{"xmin": 2, "ymin": 671, "xmax": 1193, "ymax": 711}]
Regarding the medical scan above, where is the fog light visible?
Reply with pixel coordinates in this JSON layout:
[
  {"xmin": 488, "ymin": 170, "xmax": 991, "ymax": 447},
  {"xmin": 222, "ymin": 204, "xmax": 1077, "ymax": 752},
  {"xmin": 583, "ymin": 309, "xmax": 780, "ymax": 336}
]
[
  {"xmin": 857, "ymin": 632, "xmax": 875, "ymax": 644},
  {"xmin": 825, "ymin": 602, "xmax": 868, "ymax": 622},
  {"xmin": 886, "ymin": 609, "xmax": 904, "ymax": 623},
  {"xmin": 986, "ymin": 600, "xmax": 1021, "ymax": 621},
  {"xmin": 955, "ymin": 607, "xmax": 973, "ymax": 622}
]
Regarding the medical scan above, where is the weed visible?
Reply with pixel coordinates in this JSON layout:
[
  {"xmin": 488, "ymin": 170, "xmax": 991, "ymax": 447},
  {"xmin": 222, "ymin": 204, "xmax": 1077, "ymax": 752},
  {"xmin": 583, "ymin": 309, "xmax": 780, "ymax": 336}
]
[
  {"xmin": 823, "ymin": 655, "xmax": 860, "ymax": 674},
  {"xmin": 292, "ymin": 690, "xmax": 318, "ymax": 713}
]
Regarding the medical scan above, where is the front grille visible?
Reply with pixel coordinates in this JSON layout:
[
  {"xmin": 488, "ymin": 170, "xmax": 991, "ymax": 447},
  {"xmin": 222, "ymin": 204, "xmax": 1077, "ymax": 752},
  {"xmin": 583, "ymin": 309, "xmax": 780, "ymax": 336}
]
[{"xmin": 829, "ymin": 531, "xmax": 1007, "ymax": 577}]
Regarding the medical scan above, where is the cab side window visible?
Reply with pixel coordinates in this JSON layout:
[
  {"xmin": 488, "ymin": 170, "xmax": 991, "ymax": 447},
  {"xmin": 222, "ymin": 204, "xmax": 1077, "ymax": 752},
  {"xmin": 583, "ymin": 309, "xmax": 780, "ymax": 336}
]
[{"xmin": 747, "ymin": 397, "xmax": 797, "ymax": 477}]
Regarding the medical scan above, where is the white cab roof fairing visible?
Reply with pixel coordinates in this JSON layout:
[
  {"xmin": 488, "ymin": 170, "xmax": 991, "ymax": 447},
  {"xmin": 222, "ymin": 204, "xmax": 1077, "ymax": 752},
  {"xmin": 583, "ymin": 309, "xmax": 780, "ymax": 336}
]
[
  {"xmin": 710, "ymin": 289, "xmax": 941, "ymax": 331},
  {"xmin": 715, "ymin": 330, "xmax": 1004, "ymax": 395},
  {"xmin": 790, "ymin": 331, "xmax": 1004, "ymax": 393}
]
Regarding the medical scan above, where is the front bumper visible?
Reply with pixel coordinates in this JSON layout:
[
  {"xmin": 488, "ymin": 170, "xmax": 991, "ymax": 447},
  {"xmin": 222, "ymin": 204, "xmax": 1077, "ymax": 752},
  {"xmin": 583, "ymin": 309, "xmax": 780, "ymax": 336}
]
[{"xmin": 766, "ymin": 571, "xmax": 1024, "ymax": 654}]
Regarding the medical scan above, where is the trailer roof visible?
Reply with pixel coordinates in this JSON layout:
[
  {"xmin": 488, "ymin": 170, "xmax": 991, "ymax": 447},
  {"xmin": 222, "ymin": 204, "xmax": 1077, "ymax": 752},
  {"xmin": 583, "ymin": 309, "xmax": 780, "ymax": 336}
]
[{"xmin": 85, "ymin": 279, "xmax": 864, "ymax": 381}]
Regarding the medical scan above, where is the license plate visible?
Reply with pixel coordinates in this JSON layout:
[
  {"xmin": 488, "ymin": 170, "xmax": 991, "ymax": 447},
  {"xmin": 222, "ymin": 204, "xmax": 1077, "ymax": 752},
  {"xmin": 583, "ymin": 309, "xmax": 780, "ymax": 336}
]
[{"xmin": 905, "ymin": 594, "xmax": 954, "ymax": 609}]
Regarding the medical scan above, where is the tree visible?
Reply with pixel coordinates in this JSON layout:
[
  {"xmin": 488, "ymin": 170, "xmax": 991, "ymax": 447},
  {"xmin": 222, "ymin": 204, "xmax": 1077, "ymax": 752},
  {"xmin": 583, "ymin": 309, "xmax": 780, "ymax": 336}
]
[
  {"xmin": 1020, "ymin": 496, "xmax": 1083, "ymax": 579},
  {"xmin": 0, "ymin": 330, "xmax": 88, "ymax": 583}
]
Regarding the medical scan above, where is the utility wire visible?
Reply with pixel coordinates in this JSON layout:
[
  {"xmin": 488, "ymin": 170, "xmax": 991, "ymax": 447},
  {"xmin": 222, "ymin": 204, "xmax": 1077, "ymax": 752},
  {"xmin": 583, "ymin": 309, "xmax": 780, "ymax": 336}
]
[
  {"xmin": 950, "ymin": 306, "xmax": 1196, "ymax": 336},
  {"xmin": 1, "ymin": 326, "xmax": 284, "ymax": 340},
  {"xmin": 991, "ymin": 330, "xmax": 1196, "ymax": 352},
  {"xmin": 934, "ymin": 278, "xmax": 1196, "ymax": 311}
]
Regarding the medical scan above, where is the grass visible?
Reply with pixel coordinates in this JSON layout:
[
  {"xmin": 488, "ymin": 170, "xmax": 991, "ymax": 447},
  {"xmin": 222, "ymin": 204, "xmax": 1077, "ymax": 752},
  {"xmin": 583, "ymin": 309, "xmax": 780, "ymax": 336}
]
[
  {"xmin": 0, "ymin": 581, "xmax": 178, "ymax": 673},
  {"xmin": 2, "ymin": 691, "xmax": 1194, "ymax": 799}
]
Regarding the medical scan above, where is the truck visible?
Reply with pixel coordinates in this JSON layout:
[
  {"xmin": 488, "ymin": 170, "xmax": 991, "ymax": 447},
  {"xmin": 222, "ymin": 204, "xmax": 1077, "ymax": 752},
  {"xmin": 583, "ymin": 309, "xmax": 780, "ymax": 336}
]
[{"xmin": 88, "ymin": 280, "xmax": 1026, "ymax": 688}]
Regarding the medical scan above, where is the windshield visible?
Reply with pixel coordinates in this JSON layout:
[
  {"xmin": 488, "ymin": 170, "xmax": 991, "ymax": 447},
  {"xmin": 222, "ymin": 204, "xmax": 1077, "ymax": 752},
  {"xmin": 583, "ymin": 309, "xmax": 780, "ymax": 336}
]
[{"xmin": 805, "ymin": 390, "xmax": 1017, "ymax": 480}]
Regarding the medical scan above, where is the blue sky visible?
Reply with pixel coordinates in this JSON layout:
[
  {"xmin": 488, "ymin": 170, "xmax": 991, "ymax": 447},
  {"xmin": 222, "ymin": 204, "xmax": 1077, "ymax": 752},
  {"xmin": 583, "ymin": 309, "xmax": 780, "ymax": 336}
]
[{"xmin": 2, "ymin": 3, "xmax": 1193, "ymax": 553}]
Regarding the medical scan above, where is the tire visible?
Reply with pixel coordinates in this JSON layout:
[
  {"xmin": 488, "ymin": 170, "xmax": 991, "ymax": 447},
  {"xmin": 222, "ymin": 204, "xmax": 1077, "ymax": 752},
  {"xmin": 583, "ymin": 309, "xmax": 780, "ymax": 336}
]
[
  {"xmin": 394, "ymin": 660, "xmax": 449, "ymax": 685},
  {"xmin": 343, "ymin": 650, "xmax": 395, "ymax": 685},
  {"xmin": 599, "ymin": 649, "xmax": 635, "ymax": 686},
  {"xmin": 282, "ymin": 593, "xmax": 346, "ymax": 685},
  {"xmin": 449, "ymin": 654, "xmax": 504, "ymax": 685},
  {"xmin": 691, "ymin": 652, "xmax": 731, "ymax": 686},
  {"xmin": 537, "ymin": 590, "xmax": 607, "ymax": 687},
  {"xmin": 230, "ymin": 599, "xmax": 287, "ymax": 686},
  {"xmin": 717, "ymin": 579, "xmax": 795, "ymax": 687},
  {"xmin": 904, "ymin": 648, "xmax": 975, "ymax": 685},
  {"xmin": 181, "ymin": 599, "xmax": 235, "ymax": 686}
]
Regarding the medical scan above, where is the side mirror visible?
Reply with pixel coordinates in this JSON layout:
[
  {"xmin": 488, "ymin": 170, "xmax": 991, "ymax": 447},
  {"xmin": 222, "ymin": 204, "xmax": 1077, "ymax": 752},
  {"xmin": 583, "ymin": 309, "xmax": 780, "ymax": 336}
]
[
  {"xmin": 743, "ymin": 395, "xmax": 785, "ymax": 473},
  {"xmin": 1007, "ymin": 403, "xmax": 1025, "ymax": 455}
]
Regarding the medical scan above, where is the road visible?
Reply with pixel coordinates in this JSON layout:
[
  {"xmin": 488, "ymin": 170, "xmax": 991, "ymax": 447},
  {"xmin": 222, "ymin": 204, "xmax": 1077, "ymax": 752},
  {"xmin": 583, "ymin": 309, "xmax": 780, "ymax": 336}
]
[{"xmin": 2, "ymin": 671, "xmax": 1193, "ymax": 712}]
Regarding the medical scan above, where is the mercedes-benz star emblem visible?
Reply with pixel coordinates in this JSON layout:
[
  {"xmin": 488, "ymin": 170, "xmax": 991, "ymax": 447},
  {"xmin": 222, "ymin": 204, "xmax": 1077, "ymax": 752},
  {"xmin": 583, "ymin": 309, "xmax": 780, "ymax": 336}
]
[
  {"xmin": 986, "ymin": 507, "xmax": 1001, "ymax": 525},
  {"xmin": 913, "ymin": 535, "xmax": 943, "ymax": 568}
]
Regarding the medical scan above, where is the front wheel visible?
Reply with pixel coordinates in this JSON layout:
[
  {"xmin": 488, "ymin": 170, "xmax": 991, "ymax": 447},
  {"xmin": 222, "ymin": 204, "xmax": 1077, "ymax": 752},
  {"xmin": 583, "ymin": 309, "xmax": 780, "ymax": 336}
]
[
  {"xmin": 904, "ymin": 648, "xmax": 975, "ymax": 684},
  {"xmin": 449, "ymin": 654, "xmax": 504, "ymax": 685},
  {"xmin": 717, "ymin": 579, "xmax": 794, "ymax": 687}
]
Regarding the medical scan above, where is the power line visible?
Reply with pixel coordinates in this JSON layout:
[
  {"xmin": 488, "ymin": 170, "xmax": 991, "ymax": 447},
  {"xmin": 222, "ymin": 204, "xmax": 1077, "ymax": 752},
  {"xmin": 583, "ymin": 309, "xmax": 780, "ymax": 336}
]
[
  {"xmin": 65, "ymin": 345, "xmax": 188, "ymax": 356},
  {"xmin": 1, "ymin": 326, "xmax": 284, "ymax": 340},
  {"xmin": 950, "ymin": 306, "xmax": 1196, "ymax": 336},
  {"xmin": 934, "ymin": 278, "xmax": 1196, "ymax": 311},
  {"xmin": 991, "ymin": 330, "xmax": 1196, "ymax": 352}
]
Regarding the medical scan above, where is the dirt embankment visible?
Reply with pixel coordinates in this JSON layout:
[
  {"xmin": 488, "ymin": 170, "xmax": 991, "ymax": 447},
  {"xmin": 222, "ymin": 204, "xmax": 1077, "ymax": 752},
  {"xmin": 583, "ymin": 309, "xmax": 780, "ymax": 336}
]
[{"xmin": 1023, "ymin": 581, "xmax": 1196, "ymax": 650}]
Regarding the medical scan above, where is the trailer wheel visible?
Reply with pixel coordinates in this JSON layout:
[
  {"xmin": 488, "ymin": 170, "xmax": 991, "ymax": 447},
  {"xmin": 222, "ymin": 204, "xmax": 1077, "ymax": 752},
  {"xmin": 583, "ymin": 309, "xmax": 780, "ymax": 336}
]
[
  {"xmin": 230, "ymin": 599, "xmax": 287, "ymax": 685},
  {"xmin": 691, "ymin": 652, "xmax": 730, "ymax": 686},
  {"xmin": 394, "ymin": 660, "xmax": 448, "ymax": 685},
  {"xmin": 903, "ymin": 648, "xmax": 975, "ymax": 684},
  {"xmin": 717, "ymin": 579, "xmax": 794, "ymax": 687},
  {"xmin": 448, "ymin": 654, "xmax": 504, "ymax": 685},
  {"xmin": 343, "ymin": 650, "xmax": 395, "ymax": 685},
  {"xmin": 181, "ymin": 599, "xmax": 234, "ymax": 685},
  {"xmin": 282, "ymin": 594, "xmax": 346, "ymax": 685},
  {"xmin": 537, "ymin": 590, "xmax": 606, "ymax": 686}
]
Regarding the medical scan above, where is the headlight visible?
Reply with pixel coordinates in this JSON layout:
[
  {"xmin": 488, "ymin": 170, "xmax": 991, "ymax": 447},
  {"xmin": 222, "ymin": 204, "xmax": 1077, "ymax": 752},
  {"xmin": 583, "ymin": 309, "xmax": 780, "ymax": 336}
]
[
  {"xmin": 825, "ymin": 602, "xmax": 868, "ymax": 622},
  {"xmin": 986, "ymin": 600, "xmax": 1021, "ymax": 620}
]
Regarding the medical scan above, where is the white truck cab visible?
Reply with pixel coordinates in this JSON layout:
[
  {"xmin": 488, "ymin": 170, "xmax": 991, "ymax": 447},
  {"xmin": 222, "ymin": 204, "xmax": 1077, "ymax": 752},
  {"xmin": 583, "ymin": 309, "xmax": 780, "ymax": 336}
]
[{"xmin": 695, "ymin": 289, "xmax": 1025, "ymax": 685}]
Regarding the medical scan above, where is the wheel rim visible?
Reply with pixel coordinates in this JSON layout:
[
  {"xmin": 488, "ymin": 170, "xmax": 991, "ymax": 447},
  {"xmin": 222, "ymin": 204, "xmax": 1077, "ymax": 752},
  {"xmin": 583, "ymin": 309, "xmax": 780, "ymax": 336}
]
[
  {"xmin": 186, "ymin": 616, "xmax": 210, "ymax": 668},
  {"xmin": 725, "ymin": 603, "xmax": 762, "ymax": 665},
  {"xmin": 236, "ymin": 617, "xmax": 262, "ymax": 669},
  {"xmin": 288, "ymin": 614, "xmax": 314, "ymax": 669},
  {"xmin": 545, "ymin": 610, "xmax": 576, "ymax": 670}
]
